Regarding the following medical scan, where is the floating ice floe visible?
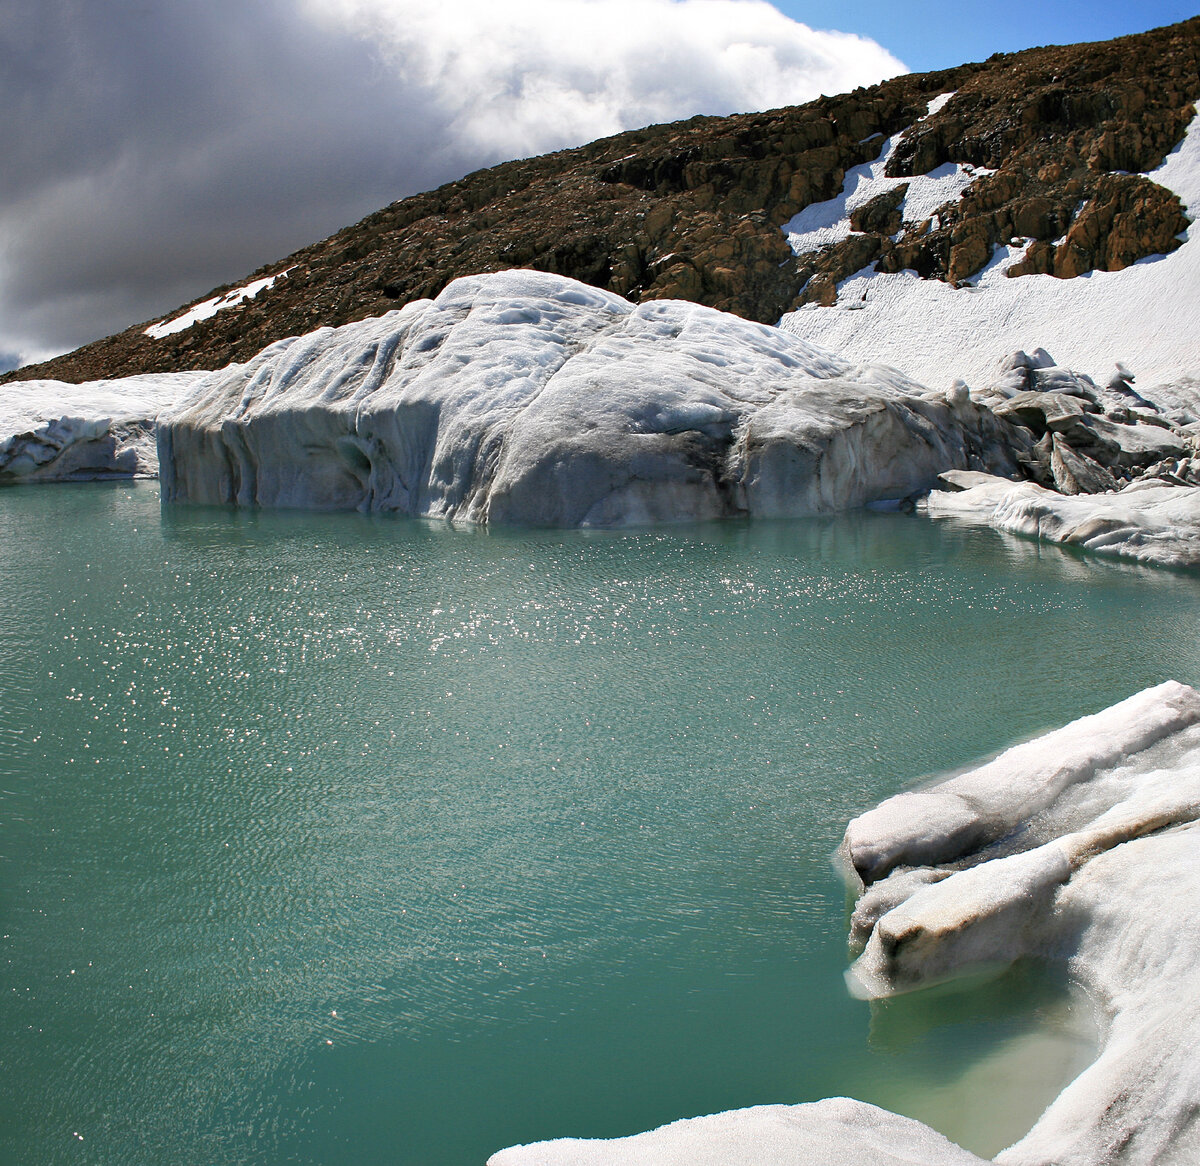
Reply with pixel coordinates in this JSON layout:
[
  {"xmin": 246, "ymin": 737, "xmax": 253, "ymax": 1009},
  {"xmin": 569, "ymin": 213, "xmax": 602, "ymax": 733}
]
[
  {"xmin": 778, "ymin": 111, "xmax": 1200, "ymax": 390},
  {"xmin": 0, "ymin": 372, "xmax": 209, "ymax": 482},
  {"xmin": 492, "ymin": 682, "xmax": 1200, "ymax": 1165}
]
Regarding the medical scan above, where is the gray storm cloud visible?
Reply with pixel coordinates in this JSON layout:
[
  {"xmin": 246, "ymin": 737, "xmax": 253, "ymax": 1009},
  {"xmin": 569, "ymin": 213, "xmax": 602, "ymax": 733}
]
[{"xmin": 0, "ymin": 0, "xmax": 905, "ymax": 365}]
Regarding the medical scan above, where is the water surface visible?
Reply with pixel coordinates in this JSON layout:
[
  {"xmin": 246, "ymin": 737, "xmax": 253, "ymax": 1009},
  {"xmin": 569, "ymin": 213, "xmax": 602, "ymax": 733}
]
[{"xmin": 3, "ymin": 482, "xmax": 1198, "ymax": 1165}]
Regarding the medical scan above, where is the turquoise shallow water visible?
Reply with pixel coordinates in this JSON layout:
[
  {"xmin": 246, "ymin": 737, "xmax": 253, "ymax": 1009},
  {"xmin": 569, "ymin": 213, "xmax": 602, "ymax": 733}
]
[{"xmin": 3, "ymin": 482, "xmax": 1199, "ymax": 1166}]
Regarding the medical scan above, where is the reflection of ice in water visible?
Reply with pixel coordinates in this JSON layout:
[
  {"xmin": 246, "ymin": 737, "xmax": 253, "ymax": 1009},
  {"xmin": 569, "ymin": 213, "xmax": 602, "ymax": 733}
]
[{"xmin": 856, "ymin": 961, "xmax": 1099, "ymax": 1158}]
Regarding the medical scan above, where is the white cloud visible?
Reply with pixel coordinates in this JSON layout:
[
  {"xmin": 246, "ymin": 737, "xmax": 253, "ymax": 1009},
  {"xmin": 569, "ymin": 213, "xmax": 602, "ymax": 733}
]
[
  {"xmin": 308, "ymin": 0, "xmax": 904, "ymax": 157},
  {"xmin": 0, "ymin": 0, "xmax": 904, "ymax": 365}
]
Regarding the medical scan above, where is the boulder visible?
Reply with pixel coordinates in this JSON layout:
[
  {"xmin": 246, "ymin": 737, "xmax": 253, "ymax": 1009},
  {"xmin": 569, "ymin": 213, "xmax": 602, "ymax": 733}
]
[{"xmin": 1049, "ymin": 433, "xmax": 1120, "ymax": 494}]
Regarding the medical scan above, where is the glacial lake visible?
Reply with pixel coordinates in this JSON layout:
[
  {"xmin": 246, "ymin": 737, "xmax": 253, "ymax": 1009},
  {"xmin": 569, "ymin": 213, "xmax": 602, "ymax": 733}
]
[{"xmin": 4, "ymin": 481, "xmax": 1200, "ymax": 1166}]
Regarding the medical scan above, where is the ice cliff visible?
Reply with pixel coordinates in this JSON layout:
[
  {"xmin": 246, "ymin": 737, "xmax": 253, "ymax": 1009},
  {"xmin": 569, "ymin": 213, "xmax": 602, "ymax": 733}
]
[
  {"xmin": 493, "ymin": 681, "xmax": 1200, "ymax": 1165},
  {"xmin": 157, "ymin": 270, "xmax": 1029, "ymax": 526}
]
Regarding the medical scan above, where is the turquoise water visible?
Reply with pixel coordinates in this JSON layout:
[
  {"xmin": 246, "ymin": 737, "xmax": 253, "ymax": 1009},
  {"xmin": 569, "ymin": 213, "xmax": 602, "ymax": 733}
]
[{"xmin": 3, "ymin": 482, "xmax": 1199, "ymax": 1166}]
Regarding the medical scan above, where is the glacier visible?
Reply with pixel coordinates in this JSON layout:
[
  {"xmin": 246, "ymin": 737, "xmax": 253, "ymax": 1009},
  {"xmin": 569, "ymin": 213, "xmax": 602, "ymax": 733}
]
[
  {"xmin": 157, "ymin": 269, "xmax": 1030, "ymax": 525},
  {"xmin": 492, "ymin": 682, "xmax": 1200, "ymax": 1166},
  {"xmin": 922, "ymin": 471, "xmax": 1200, "ymax": 570}
]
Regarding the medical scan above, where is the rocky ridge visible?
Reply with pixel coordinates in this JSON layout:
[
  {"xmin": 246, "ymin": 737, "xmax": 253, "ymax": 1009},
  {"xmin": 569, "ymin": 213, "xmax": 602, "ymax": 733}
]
[{"xmin": 5, "ymin": 18, "xmax": 1198, "ymax": 386}]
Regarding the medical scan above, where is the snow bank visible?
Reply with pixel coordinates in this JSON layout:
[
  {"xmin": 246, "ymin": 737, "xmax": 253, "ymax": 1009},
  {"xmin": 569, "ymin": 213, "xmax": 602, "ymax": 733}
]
[
  {"xmin": 0, "ymin": 371, "xmax": 208, "ymax": 482},
  {"xmin": 778, "ymin": 112, "xmax": 1200, "ymax": 390},
  {"xmin": 494, "ymin": 683, "xmax": 1200, "ymax": 1165},
  {"xmin": 158, "ymin": 270, "xmax": 1030, "ymax": 526},
  {"xmin": 921, "ymin": 472, "xmax": 1200, "ymax": 569}
]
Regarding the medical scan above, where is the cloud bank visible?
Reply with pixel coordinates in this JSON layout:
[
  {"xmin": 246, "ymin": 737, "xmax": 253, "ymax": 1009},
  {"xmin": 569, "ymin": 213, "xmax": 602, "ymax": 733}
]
[{"xmin": 0, "ymin": 0, "xmax": 904, "ymax": 365}]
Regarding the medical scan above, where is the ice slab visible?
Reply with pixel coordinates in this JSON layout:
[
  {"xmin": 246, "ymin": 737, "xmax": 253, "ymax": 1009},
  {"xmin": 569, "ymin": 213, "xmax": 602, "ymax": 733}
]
[
  {"xmin": 846, "ymin": 680, "xmax": 1200, "ymax": 1166},
  {"xmin": 488, "ymin": 1098, "xmax": 988, "ymax": 1166},
  {"xmin": 493, "ymin": 683, "xmax": 1200, "ymax": 1165},
  {"xmin": 0, "ymin": 371, "xmax": 208, "ymax": 482},
  {"xmin": 921, "ymin": 473, "xmax": 1200, "ymax": 569}
]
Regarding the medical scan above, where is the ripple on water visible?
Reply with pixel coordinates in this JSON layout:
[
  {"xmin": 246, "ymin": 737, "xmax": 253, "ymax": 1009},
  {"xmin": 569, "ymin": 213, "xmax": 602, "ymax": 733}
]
[{"xmin": 2, "ymin": 483, "xmax": 1198, "ymax": 1165}]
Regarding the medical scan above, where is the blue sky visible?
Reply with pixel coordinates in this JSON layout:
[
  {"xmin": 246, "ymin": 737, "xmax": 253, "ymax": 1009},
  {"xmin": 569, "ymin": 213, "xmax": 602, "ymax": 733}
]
[{"xmin": 777, "ymin": 1, "xmax": 1197, "ymax": 71}]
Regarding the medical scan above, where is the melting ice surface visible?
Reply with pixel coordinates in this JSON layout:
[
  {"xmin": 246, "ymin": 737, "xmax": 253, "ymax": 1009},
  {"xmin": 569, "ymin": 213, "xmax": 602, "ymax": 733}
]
[{"xmin": 4, "ymin": 482, "xmax": 1200, "ymax": 1165}]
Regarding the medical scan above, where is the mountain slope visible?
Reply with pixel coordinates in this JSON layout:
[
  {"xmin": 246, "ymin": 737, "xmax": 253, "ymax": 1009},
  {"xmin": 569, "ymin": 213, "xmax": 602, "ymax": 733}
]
[{"xmin": 5, "ymin": 17, "xmax": 1199, "ymax": 386}]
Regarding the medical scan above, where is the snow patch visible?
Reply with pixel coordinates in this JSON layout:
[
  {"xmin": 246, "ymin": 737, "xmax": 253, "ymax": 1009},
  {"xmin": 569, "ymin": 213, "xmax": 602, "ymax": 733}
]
[
  {"xmin": 144, "ymin": 269, "xmax": 293, "ymax": 339},
  {"xmin": 784, "ymin": 93, "xmax": 984, "ymax": 257},
  {"xmin": 779, "ymin": 112, "xmax": 1200, "ymax": 388}
]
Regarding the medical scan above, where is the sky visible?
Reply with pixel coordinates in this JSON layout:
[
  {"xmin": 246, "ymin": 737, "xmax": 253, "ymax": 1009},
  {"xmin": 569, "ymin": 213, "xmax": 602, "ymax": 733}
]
[{"xmin": 1, "ymin": 0, "xmax": 1194, "ymax": 372}]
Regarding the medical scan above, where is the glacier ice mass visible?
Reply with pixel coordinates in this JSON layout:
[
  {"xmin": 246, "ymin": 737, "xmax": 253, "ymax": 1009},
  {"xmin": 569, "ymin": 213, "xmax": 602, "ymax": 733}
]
[
  {"xmin": 0, "ymin": 372, "xmax": 207, "ymax": 483},
  {"xmin": 922, "ymin": 471, "xmax": 1200, "ymax": 569},
  {"xmin": 157, "ymin": 270, "xmax": 1031, "ymax": 525},
  {"xmin": 492, "ymin": 682, "xmax": 1200, "ymax": 1165}
]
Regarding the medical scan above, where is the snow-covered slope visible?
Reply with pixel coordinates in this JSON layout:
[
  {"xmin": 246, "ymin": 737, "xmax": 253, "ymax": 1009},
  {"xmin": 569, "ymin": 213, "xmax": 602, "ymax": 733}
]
[
  {"xmin": 779, "ymin": 111, "xmax": 1200, "ymax": 390},
  {"xmin": 495, "ymin": 682, "xmax": 1200, "ymax": 1166},
  {"xmin": 0, "ymin": 371, "xmax": 207, "ymax": 482},
  {"xmin": 158, "ymin": 270, "xmax": 1031, "ymax": 526}
]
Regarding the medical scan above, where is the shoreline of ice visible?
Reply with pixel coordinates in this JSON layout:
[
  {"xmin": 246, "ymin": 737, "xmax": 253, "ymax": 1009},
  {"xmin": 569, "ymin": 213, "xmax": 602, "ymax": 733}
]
[{"xmin": 491, "ymin": 682, "xmax": 1200, "ymax": 1166}]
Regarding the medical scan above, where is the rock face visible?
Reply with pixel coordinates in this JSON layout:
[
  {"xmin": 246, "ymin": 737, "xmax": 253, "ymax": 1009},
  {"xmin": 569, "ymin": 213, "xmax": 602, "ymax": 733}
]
[
  {"xmin": 7, "ymin": 19, "xmax": 1198, "ymax": 386},
  {"xmin": 494, "ymin": 683, "xmax": 1200, "ymax": 1166},
  {"xmin": 156, "ymin": 271, "xmax": 1031, "ymax": 526},
  {"xmin": 0, "ymin": 373, "xmax": 206, "ymax": 483}
]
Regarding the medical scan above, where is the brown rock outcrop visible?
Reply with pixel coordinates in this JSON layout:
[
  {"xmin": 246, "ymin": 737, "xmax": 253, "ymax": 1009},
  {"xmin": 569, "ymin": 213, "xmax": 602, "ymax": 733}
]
[{"xmin": 5, "ymin": 18, "xmax": 1198, "ymax": 385}]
